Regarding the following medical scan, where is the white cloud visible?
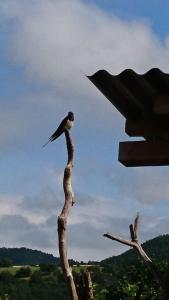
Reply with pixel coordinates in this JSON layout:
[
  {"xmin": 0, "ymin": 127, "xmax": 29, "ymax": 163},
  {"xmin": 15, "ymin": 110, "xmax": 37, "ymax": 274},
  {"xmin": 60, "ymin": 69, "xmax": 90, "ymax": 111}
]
[
  {"xmin": 0, "ymin": 0, "xmax": 169, "ymax": 148},
  {"xmin": 2, "ymin": 0, "xmax": 169, "ymax": 96},
  {"xmin": 0, "ymin": 195, "xmax": 22, "ymax": 216},
  {"xmin": 110, "ymin": 166, "xmax": 169, "ymax": 204},
  {"xmin": 1, "ymin": 0, "xmax": 169, "ymax": 149},
  {"xmin": 1, "ymin": 189, "xmax": 169, "ymax": 260}
]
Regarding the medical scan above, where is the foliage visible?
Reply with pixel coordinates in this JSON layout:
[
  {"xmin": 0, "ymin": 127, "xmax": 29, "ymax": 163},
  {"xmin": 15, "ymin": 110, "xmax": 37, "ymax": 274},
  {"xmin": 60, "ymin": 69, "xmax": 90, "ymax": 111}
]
[
  {"xmin": 0, "ymin": 235, "xmax": 168, "ymax": 298},
  {"xmin": 15, "ymin": 267, "xmax": 31, "ymax": 278},
  {"xmin": 39, "ymin": 263, "xmax": 57, "ymax": 274},
  {"xmin": 0, "ymin": 268, "xmax": 68, "ymax": 300},
  {"xmin": 0, "ymin": 259, "xmax": 13, "ymax": 268},
  {"xmin": 0, "ymin": 261, "xmax": 166, "ymax": 299}
]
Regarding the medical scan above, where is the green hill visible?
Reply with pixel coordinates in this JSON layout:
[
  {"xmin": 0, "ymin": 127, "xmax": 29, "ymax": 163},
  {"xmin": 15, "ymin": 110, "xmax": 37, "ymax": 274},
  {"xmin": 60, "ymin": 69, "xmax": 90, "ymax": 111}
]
[
  {"xmin": 0, "ymin": 247, "xmax": 60, "ymax": 265},
  {"xmin": 101, "ymin": 234, "xmax": 169, "ymax": 266},
  {"xmin": 0, "ymin": 234, "xmax": 168, "ymax": 267}
]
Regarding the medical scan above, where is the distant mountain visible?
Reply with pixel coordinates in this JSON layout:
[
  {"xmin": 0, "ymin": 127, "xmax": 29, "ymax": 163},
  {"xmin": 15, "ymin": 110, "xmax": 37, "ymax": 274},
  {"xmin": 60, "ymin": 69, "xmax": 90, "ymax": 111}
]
[
  {"xmin": 0, "ymin": 235, "xmax": 168, "ymax": 266},
  {"xmin": 0, "ymin": 247, "xmax": 60, "ymax": 265},
  {"xmin": 101, "ymin": 234, "xmax": 169, "ymax": 266}
]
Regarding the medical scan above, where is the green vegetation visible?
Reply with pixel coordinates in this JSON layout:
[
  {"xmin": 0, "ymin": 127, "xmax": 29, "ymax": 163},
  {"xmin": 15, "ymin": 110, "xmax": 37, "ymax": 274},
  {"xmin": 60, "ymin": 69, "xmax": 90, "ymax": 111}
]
[
  {"xmin": 0, "ymin": 261, "xmax": 166, "ymax": 299},
  {"xmin": 0, "ymin": 235, "xmax": 168, "ymax": 299},
  {"xmin": 0, "ymin": 266, "xmax": 69, "ymax": 300},
  {"xmin": 0, "ymin": 266, "xmax": 39, "ymax": 276}
]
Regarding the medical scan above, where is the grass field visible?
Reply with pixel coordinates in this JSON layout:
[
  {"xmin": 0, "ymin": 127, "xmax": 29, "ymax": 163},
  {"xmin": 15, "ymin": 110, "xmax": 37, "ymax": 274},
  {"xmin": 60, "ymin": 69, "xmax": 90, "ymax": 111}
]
[
  {"xmin": 0, "ymin": 265, "xmax": 95, "ymax": 276},
  {"xmin": 0, "ymin": 266, "xmax": 39, "ymax": 275}
]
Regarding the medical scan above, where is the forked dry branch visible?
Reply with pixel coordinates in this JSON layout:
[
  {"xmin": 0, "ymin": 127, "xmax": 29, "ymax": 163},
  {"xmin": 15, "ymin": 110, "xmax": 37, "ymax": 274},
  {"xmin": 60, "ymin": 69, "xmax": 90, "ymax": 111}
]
[{"xmin": 104, "ymin": 213, "xmax": 169, "ymax": 300}]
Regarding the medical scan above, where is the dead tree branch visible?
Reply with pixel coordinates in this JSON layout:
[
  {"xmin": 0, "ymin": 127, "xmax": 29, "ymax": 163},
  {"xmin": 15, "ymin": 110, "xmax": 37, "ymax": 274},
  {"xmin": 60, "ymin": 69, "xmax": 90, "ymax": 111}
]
[
  {"xmin": 85, "ymin": 271, "xmax": 94, "ymax": 300},
  {"xmin": 58, "ymin": 128, "xmax": 78, "ymax": 300},
  {"xmin": 104, "ymin": 213, "xmax": 168, "ymax": 300},
  {"xmin": 76, "ymin": 271, "xmax": 93, "ymax": 300}
]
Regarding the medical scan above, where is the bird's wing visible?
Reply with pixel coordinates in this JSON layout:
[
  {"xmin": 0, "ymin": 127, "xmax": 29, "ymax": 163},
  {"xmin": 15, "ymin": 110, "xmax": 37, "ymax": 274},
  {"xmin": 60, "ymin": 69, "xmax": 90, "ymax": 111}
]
[
  {"xmin": 49, "ymin": 118, "xmax": 67, "ymax": 141},
  {"xmin": 42, "ymin": 117, "xmax": 67, "ymax": 148}
]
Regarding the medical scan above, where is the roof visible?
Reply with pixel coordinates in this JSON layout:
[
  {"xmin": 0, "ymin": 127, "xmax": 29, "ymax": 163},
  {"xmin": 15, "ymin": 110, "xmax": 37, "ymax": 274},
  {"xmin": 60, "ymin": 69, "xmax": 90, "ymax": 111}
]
[
  {"xmin": 88, "ymin": 68, "xmax": 169, "ymax": 166},
  {"xmin": 87, "ymin": 68, "xmax": 169, "ymax": 120}
]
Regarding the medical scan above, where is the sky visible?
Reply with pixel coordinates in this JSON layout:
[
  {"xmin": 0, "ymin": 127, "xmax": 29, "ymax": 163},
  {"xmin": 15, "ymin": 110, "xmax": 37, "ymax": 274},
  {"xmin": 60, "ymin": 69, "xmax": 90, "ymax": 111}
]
[{"xmin": 1, "ymin": 0, "xmax": 169, "ymax": 261}]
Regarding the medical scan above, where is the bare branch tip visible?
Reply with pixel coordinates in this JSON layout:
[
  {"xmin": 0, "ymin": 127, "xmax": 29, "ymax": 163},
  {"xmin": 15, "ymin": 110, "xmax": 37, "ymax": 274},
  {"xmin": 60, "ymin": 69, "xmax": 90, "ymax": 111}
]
[
  {"xmin": 134, "ymin": 212, "xmax": 140, "ymax": 235},
  {"xmin": 135, "ymin": 212, "xmax": 140, "ymax": 221}
]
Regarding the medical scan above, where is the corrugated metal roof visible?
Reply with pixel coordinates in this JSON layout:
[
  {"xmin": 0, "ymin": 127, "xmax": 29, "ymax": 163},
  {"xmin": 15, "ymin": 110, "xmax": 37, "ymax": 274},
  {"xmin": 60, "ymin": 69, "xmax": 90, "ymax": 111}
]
[
  {"xmin": 88, "ymin": 68, "xmax": 169, "ymax": 166},
  {"xmin": 87, "ymin": 68, "xmax": 169, "ymax": 120}
]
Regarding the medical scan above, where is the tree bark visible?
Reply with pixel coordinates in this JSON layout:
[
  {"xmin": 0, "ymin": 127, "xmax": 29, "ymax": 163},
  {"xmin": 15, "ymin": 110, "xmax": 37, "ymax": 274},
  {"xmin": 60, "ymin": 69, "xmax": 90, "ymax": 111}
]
[
  {"xmin": 85, "ymin": 271, "xmax": 93, "ymax": 300},
  {"xmin": 58, "ymin": 129, "xmax": 78, "ymax": 300},
  {"xmin": 76, "ymin": 271, "xmax": 93, "ymax": 300}
]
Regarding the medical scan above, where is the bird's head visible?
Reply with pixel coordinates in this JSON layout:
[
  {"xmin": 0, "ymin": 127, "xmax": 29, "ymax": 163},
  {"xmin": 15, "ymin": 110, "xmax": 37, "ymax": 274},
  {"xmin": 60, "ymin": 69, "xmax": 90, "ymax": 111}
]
[{"xmin": 68, "ymin": 112, "xmax": 74, "ymax": 121}]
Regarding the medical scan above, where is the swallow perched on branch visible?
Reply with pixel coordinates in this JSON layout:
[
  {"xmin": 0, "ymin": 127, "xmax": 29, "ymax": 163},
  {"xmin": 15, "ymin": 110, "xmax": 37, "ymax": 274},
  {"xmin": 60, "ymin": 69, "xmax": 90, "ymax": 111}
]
[{"xmin": 42, "ymin": 112, "xmax": 74, "ymax": 148}]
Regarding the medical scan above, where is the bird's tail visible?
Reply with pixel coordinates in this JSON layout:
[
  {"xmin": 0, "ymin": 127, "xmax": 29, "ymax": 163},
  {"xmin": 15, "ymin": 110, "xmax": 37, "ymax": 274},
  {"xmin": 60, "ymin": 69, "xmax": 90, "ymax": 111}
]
[{"xmin": 42, "ymin": 140, "xmax": 50, "ymax": 148}]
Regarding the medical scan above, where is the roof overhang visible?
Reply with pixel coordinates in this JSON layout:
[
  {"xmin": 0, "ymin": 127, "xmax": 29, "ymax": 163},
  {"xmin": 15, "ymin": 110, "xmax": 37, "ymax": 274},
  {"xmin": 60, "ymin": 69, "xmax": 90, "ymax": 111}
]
[{"xmin": 88, "ymin": 68, "xmax": 169, "ymax": 167}]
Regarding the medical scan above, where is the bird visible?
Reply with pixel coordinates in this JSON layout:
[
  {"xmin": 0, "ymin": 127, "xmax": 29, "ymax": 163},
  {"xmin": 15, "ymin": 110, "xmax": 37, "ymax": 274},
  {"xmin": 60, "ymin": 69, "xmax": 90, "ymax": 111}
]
[{"xmin": 42, "ymin": 112, "xmax": 74, "ymax": 148}]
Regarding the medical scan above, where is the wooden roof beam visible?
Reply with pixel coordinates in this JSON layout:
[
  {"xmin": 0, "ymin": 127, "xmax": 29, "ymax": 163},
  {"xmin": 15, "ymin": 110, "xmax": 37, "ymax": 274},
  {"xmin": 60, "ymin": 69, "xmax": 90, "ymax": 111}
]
[
  {"xmin": 119, "ymin": 141, "xmax": 169, "ymax": 167},
  {"xmin": 125, "ymin": 116, "xmax": 169, "ymax": 140},
  {"xmin": 154, "ymin": 94, "xmax": 169, "ymax": 114}
]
